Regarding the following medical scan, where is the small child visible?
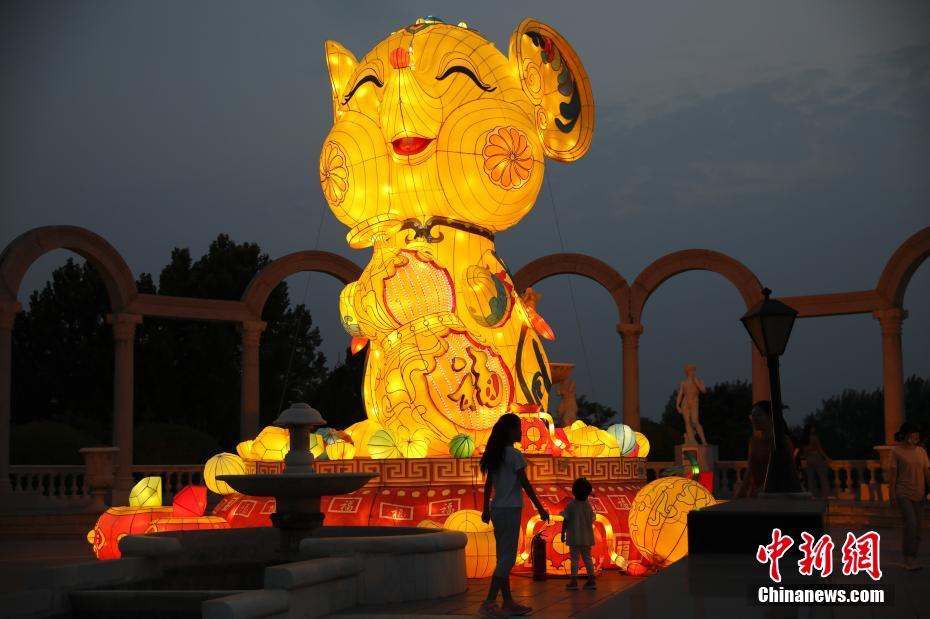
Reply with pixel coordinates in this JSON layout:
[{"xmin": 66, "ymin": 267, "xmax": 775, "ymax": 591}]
[{"xmin": 562, "ymin": 477, "xmax": 596, "ymax": 590}]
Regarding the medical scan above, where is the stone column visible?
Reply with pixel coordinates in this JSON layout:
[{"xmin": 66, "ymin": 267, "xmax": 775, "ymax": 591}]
[
  {"xmin": 618, "ymin": 323, "xmax": 644, "ymax": 430},
  {"xmin": 108, "ymin": 313, "xmax": 142, "ymax": 504},
  {"xmin": 0, "ymin": 302, "xmax": 21, "ymax": 495},
  {"xmin": 751, "ymin": 344, "xmax": 770, "ymax": 404},
  {"xmin": 873, "ymin": 308, "xmax": 907, "ymax": 445},
  {"xmin": 239, "ymin": 320, "xmax": 266, "ymax": 440}
]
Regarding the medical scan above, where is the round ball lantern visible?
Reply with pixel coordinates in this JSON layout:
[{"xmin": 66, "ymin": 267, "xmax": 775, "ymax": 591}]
[
  {"xmin": 606, "ymin": 424, "xmax": 637, "ymax": 456},
  {"xmin": 368, "ymin": 429, "xmax": 400, "ymax": 459},
  {"xmin": 444, "ymin": 509, "xmax": 497, "ymax": 578},
  {"xmin": 628, "ymin": 477, "xmax": 716, "ymax": 567},
  {"xmin": 449, "ymin": 434, "xmax": 476, "ymax": 458},
  {"xmin": 204, "ymin": 453, "xmax": 246, "ymax": 495}
]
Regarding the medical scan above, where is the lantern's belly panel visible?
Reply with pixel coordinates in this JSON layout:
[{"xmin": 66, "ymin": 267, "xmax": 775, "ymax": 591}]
[{"xmin": 340, "ymin": 232, "xmax": 551, "ymax": 454}]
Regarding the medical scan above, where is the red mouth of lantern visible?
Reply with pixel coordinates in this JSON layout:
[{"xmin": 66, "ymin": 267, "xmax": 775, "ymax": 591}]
[{"xmin": 392, "ymin": 136, "xmax": 433, "ymax": 156}]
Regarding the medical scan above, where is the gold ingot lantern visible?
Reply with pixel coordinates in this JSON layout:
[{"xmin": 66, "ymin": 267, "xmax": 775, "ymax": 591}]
[{"xmin": 321, "ymin": 17, "xmax": 594, "ymax": 456}]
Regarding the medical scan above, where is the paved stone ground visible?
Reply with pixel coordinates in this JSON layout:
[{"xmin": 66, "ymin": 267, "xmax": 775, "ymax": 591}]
[
  {"xmin": 1, "ymin": 524, "xmax": 926, "ymax": 618},
  {"xmin": 333, "ymin": 526, "xmax": 930, "ymax": 619},
  {"xmin": 0, "ymin": 538, "xmax": 91, "ymax": 593}
]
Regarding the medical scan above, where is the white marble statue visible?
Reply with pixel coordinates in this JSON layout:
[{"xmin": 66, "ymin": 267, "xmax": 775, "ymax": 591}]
[{"xmin": 676, "ymin": 364, "xmax": 707, "ymax": 445}]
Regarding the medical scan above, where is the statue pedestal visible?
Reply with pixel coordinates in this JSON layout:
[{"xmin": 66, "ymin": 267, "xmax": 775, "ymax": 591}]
[{"xmin": 675, "ymin": 443, "xmax": 718, "ymax": 473}]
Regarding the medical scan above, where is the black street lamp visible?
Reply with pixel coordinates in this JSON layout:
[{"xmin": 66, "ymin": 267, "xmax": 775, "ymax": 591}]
[{"xmin": 741, "ymin": 287, "xmax": 802, "ymax": 494}]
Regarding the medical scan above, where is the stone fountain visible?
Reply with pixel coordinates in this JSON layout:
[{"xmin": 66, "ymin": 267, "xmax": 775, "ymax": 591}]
[
  {"xmin": 218, "ymin": 402, "xmax": 376, "ymax": 554},
  {"xmin": 29, "ymin": 404, "xmax": 466, "ymax": 619}
]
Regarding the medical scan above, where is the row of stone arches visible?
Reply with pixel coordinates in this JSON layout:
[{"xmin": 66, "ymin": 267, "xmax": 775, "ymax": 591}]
[{"xmin": 0, "ymin": 225, "xmax": 927, "ymax": 498}]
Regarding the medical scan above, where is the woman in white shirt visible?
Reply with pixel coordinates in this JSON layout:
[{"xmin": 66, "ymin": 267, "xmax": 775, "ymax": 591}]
[
  {"xmin": 889, "ymin": 421, "xmax": 930, "ymax": 571},
  {"xmin": 479, "ymin": 413, "xmax": 549, "ymax": 618}
]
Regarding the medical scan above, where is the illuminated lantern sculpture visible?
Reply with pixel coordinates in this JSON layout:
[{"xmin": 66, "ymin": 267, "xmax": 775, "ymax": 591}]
[
  {"xmin": 606, "ymin": 424, "xmax": 637, "ymax": 456},
  {"xmin": 322, "ymin": 16, "xmax": 594, "ymax": 456},
  {"xmin": 204, "ymin": 452, "xmax": 246, "ymax": 495},
  {"xmin": 634, "ymin": 431, "xmax": 650, "ymax": 459},
  {"xmin": 128, "ymin": 476, "xmax": 162, "ymax": 507},
  {"xmin": 443, "ymin": 509, "xmax": 497, "ymax": 578},
  {"xmin": 627, "ymin": 477, "xmax": 716, "ymax": 567},
  {"xmin": 449, "ymin": 434, "xmax": 476, "ymax": 458}
]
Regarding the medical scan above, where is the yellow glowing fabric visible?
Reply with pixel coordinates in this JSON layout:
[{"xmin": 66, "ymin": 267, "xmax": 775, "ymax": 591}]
[
  {"xmin": 634, "ymin": 432, "xmax": 650, "ymax": 459},
  {"xmin": 627, "ymin": 477, "xmax": 716, "ymax": 567},
  {"xmin": 248, "ymin": 426, "xmax": 325, "ymax": 461},
  {"xmin": 204, "ymin": 452, "xmax": 246, "ymax": 495},
  {"xmin": 322, "ymin": 17, "xmax": 594, "ymax": 457},
  {"xmin": 235, "ymin": 440, "xmax": 253, "ymax": 460},
  {"xmin": 345, "ymin": 419, "xmax": 380, "ymax": 458},
  {"xmin": 128, "ymin": 476, "xmax": 162, "ymax": 507},
  {"xmin": 443, "ymin": 509, "xmax": 497, "ymax": 578}
]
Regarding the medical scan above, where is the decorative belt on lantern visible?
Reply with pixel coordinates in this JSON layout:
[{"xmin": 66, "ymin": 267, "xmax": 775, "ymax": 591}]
[
  {"xmin": 383, "ymin": 311, "xmax": 465, "ymax": 352},
  {"xmin": 399, "ymin": 217, "xmax": 495, "ymax": 243}
]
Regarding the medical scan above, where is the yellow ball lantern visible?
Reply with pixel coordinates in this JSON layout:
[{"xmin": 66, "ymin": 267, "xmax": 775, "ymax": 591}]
[
  {"xmin": 634, "ymin": 432, "xmax": 651, "ymax": 459},
  {"xmin": 203, "ymin": 453, "xmax": 246, "ymax": 495},
  {"xmin": 128, "ymin": 476, "xmax": 162, "ymax": 507},
  {"xmin": 628, "ymin": 477, "xmax": 716, "ymax": 567},
  {"xmin": 444, "ymin": 509, "xmax": 497, "ymax": 578}
]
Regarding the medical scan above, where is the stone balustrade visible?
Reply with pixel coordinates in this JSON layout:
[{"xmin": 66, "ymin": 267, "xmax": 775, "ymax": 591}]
[
  {"xmin": 644, "ymin": 459, "xmax": 888, "ymax": 501},
  {"xmin": 7, "ymin": 464, "xmax": 202, "ymax": 510},
  {"xmin": 4, "ymin": 458, "xmax": 896, "ymax": 512}
]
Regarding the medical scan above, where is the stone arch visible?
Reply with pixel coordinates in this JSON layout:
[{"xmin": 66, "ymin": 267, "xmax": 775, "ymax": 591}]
[
  {"xmin": 512, "ymin": 253, "xmax": 630, "ymax": 324},
  {"xmin": 876, "ymin": 226, "xmax": 930, "ymax": 308},
  {"xmin": 0, "ymin": 225, "xmax": 138, "ymax": 311},
  {"xmin": 630, "ymin": 249, "xmax": 764, "ymax": 323},
  {"xmin": 242, "ymin": 250, "xmax": 363, "ymax": 317}
]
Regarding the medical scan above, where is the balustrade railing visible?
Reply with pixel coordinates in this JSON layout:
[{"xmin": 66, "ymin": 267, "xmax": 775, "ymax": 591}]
[
  {"xmin": 7, "ymin": 464, "xmax": 202, "ymax": 510},
  {"xmin": 5, "ymin": 458, "xmax": 890, "ymax": 512},
  {"xmin": 645, "ymin": 459, "xmax": 886, "ymax": 500}
]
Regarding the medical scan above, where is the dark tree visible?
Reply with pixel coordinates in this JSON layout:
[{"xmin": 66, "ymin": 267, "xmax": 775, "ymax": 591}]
[
  {"xmin": 309, "ymin": 347, "xmax": 367, "ymax": 429},
  {"xmin": 11, "ymin": 259, "xmax": 115, "ymax": 440},
  {"xmin": 12, "ymin": 235, "xmax": 331, "ymax": 458},
  {"xmin": 576, "ymin": 395, "xmax": 616, "ymax": 428}
]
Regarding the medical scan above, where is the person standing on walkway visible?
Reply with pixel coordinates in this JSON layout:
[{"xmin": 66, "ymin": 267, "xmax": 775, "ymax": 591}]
[
  {"xmin": 798, "ymin": 422, "xmax": 832, "ymax": 498},
  {"xmin": 479, "ymin": 413, "xmax": 550, "ymax": 618},
  {"xmin": 562, "ymin": 477, "xmax": 597, "ymax": 591},
  {"xmin": 889, "ymin": 421, "xmax": 929, "ymax": 571}
]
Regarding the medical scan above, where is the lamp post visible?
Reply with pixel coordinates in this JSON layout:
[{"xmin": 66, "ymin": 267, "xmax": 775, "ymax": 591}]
[{"xmin": 740, "ymin": 287, "xmax": 802, "ymax": 494}]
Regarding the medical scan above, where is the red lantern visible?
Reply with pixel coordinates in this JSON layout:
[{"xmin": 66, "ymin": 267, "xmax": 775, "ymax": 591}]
[
  {"xmin": 172, "ymin": 485, "xmax": 207, "ymax": 517},
  {"xmin": 87, "ymin": 506, "xmax": 173, "ymax": 560},
  {"xmin": 626, "ymin": 561, "xmax": 648, "ymax": 576},
  {"xmin": 145, "ymin": 516, "xmax": 231, "ymax": 534}
]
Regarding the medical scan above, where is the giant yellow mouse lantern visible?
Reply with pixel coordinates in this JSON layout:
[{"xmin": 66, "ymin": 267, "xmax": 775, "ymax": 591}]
[{"xmin": 321, "ymin": 16, "xmax": 594, "ymax": 456}]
